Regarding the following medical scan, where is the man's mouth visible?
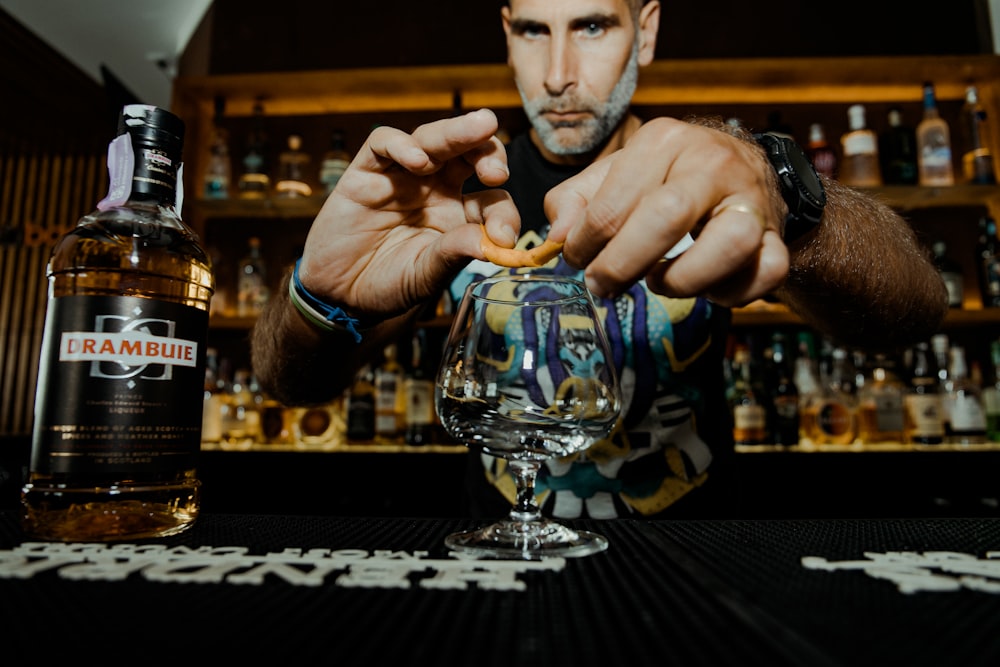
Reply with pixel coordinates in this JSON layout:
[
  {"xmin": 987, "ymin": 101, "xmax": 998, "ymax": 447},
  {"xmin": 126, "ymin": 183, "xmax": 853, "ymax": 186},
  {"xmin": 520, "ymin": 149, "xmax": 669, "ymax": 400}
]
[{"xmin": 543, "ymin": 110, "xmax": 588, "ymax": 127}]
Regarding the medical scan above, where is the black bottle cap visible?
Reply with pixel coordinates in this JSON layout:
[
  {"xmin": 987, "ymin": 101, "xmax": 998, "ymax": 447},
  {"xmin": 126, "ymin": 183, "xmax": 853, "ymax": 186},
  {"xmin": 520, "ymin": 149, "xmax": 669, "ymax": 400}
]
[{"xmin": 118, "ymin": 104, "xmax": 185, "ymax": 154}]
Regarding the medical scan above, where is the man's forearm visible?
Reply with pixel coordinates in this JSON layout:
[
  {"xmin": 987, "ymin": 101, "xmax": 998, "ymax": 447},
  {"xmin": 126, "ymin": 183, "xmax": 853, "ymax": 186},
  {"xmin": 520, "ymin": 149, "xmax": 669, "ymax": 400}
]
[
  {"xmin": 250, "ymin": 267, "xmax": 419, "ymax": 406},
  {"xmin": 777, "ymin": 177, "xmax": 949, "ymax": 351}
]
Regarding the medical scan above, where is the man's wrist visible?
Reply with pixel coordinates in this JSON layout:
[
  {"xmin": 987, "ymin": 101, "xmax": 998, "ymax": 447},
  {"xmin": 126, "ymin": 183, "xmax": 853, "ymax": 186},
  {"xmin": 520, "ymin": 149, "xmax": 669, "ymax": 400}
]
[{"xmin": 288, "ymin": 259, "xmax": 372, "ymax": 343}]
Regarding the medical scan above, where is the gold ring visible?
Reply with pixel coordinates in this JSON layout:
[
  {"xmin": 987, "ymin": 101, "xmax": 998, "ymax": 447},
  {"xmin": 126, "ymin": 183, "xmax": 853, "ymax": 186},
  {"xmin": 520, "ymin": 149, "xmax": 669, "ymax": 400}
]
[{"xmin": 718, "ymin": 202, "xmax": 767, "ymax": 233}]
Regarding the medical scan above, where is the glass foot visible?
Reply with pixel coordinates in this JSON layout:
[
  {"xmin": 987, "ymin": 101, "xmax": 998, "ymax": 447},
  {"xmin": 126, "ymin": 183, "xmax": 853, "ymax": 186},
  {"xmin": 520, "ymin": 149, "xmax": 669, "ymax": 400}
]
[{"xmin": 445, "ymin": 518, "xmax": 608, "ymax": 559}]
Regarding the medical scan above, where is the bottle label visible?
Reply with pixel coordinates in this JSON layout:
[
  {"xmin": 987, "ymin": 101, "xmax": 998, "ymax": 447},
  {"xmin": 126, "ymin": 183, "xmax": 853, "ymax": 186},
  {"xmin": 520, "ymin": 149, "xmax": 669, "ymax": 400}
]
[
  {"xmin": 733, "ymin": 404, "xmax": 767, "ymax": 430},
  {"xmin": 843, "ymin": 132, "xmax": 877, "ymax": 157},
  {"xmin": 31, "ymin": 295, "xmax": 207, "ymax": 475},
  {"xmin": 905, "ymin": 393, "xmax": 945, "ymax": 437},
  {"xmin": 948, "ymin": 395, "xmax": 987, "ymax": 431},
  {"xmin": 406, "ymin": 379, "xmax": 435, "ymax": 427},
  {"xmin": 816, "ymin": 400, "xmax": 853, "ymax": 437},
  {"xmin": 97, "ymin": 134, "xmax": 135, "ymax": 210},
  {"xmin": 873, "ymin": 393, "xmax": 905, "ymax": 431}
]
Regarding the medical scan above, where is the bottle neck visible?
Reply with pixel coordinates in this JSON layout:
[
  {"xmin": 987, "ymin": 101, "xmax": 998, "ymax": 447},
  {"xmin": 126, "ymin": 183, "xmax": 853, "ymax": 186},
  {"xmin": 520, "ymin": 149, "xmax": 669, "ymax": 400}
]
[{"xmin": 99, "ymin": 131, "xmax": 182, "ymax": 211}]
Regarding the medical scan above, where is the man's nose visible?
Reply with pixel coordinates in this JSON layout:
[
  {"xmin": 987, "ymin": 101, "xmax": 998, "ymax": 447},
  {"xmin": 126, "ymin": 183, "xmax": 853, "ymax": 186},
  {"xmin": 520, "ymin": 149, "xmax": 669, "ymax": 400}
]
[{"xmin": 544, "ymin": 35, "xmax": 576, "ymax": 96}]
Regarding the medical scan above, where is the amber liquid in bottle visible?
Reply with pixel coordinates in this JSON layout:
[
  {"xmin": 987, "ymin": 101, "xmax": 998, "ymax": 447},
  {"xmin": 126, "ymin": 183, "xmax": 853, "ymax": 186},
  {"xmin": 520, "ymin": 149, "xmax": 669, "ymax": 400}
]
[{"xmin": 22, "ymin": 105, "xmax": 214, "ymax": 541}]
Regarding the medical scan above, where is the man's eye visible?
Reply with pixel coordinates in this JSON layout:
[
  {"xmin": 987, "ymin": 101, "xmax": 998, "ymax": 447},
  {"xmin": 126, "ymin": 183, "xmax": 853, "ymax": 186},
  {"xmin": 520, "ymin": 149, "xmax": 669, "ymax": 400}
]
[{"xmin": 580, "ymin": 22, "xmax": 604, "ymax": 37}]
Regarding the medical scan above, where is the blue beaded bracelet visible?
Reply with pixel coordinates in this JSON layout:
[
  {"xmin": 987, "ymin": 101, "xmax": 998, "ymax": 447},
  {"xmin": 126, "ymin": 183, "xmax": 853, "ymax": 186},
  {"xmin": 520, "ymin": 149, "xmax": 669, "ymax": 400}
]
[{"xmin": 289, "ymin": 258, "xmax": 363, "ymax": 343}]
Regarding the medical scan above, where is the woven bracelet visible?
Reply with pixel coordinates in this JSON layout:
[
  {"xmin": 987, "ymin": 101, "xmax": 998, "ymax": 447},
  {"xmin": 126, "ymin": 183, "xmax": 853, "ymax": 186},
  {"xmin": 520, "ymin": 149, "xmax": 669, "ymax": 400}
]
[{"xmin": 288, "ymin": 259, "xmax": 363, "ymax": 343}]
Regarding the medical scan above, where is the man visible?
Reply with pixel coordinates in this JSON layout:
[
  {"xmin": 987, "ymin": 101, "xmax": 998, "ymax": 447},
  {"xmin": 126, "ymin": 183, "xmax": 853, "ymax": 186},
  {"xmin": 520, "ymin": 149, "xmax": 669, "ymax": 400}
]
[{"xmin": 252, "ymin": 0, "xmax": 947, "ymax": 518}]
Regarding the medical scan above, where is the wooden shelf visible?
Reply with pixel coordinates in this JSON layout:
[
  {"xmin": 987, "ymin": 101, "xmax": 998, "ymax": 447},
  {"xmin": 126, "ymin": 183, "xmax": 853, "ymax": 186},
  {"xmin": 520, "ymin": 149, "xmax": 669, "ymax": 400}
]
[
  {"xmin": 202, "ymin": 441, "xmax": 466, "ymax": 454},
  {"xmin": 731, "ymin": 302, "xmax": 1000, "ymax": 327},
  {"xmin": 736, "ymin": 442, "xmax": 1000, "ymax": 453}
]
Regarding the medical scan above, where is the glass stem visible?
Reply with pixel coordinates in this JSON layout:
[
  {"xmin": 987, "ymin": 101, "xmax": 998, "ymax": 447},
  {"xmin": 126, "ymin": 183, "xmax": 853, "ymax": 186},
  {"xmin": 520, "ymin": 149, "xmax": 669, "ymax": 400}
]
[{"xmin": 507, "ymin": 460, "xmax": 542, "ymax": 523}]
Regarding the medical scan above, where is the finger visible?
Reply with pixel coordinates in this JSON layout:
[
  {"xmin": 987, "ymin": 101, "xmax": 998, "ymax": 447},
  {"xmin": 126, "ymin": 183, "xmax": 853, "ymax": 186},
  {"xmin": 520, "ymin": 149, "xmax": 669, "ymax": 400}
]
[
  {"xmin": 358, "ymin": 109, "xmax": 504, "ymax": 177},
  {"xmin": 462, "ymin": 189, "xmax": 521, "ymax": 248},
  {"xmin": 701, "ymin": 229, "xmax": 789, "ymax": 306},
  {"xmin": 647, "ymin": 222, "xmax": 789, "ymax": 306}
]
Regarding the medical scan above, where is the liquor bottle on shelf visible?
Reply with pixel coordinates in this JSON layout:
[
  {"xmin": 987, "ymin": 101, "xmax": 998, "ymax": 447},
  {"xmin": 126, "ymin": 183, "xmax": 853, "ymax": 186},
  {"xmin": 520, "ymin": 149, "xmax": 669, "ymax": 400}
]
[
  {"xmin": 374, "ymin": 343, "xmax": 404, "ymax": 441},
  {"xmin": 984, "ymin": 340, "xmax": 1000, "ymax": 443},
  {"xmin": 931, "ymin": 333, "xmax": 951, "ymax": 390},
  {"xmin": 931, "ymin": 240, "xmax": 964, "ymax": 308},
  {"xmin": 220, "ymin": 368, "xmax": 261, "ymax": 447},
  {"xmin": 346, "ymin": 363, "xmax": 376, "ymax": 441},
  {"xmin": 767, "ymin": 333, "xmax": 799, "ymax": 446},
  {"xmin": 916, "ymin": 82, "xmax": 955, "ymax": 187},
  {"xmin": 839, "ymin": 104, "xmax": 882, "ymax": 187},
  {"xmin": 404, "ymin": 330, "xmax": 437, "ymax": 446},
  {"xmin": 203, "ymin": 96, "xmax": 231, "ymax": 200},
  {"xmin": 960, "ymin": 85, "xmax": 996, "ymax": 185},
  {"xmin": 728, "ymin": 344, "xmax": 768, "ymax": 446},
  {"xmin": 856, "ymin": 353, "xmax": 906, "ymax": 445},
  {"xmin": 793, "ymin": 332, "xmax": 823, "ymax": 445},
  {"xmin": 943, "ymin": 345, "xmax": 987, "ymax": 444},
  {"xmin": 23, "ymin": 104, "xmax": 214, "ymax": 541},
  {"xmin": 237, "ymin": 100, "xmax": 270, "ymax": 199},
  {"xmin": 201, "ymin": 347, "xmax": 224, "ymax": 444},
  {"xmin": 809, "ymin": 347, "xmax": 858, "ymax": 445},
  {"xmin": 903, "ymin": 341, "xmax": 945, "ymax": 445},
  {"xmin": 878, "ymin": 107, "xmax": 919, "ymax": 185},
  {"xmin": 319, "ymin": 129, "xmax": 352, "ymax": 195},
  {"xmin": 805, "ymin": 123, "xmax": 838, "ymax": 180},
  {"xmin": 275, "ymin": 134, "xmax": 312, "ymax": 198},
  {"xmin": 976, "ymin": 215, "xmax": 1000, "ymax": 308},
  {"xmin": 236, "ymin": 236, "xmax": 269, "ymax": 317}
]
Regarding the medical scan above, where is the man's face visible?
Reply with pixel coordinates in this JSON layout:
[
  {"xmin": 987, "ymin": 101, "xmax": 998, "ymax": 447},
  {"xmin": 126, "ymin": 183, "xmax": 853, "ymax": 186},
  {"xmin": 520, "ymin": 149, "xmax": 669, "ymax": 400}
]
[{"xmin": 503, "ymin": 0, "xmax": 656, "ymax": 158}]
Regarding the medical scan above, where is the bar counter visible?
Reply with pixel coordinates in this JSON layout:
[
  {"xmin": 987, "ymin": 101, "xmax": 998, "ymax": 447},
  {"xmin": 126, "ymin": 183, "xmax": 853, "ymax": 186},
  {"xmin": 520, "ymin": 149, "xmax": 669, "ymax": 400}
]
[{"xmin": 2, "ymin": 511, "xmax": 999, "ymax": 665}]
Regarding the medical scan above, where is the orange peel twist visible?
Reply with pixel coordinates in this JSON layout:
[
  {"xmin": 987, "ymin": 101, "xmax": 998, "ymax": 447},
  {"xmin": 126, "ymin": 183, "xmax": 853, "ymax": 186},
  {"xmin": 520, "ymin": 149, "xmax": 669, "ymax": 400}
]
[{"xmin": 479, "ymin": 224, "xmax": 563, "ymax": 268}]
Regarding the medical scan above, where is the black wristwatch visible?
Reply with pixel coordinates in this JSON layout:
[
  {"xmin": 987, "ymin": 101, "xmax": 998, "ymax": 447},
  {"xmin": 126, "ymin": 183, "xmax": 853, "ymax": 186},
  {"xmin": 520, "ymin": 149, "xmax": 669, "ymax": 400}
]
[{"xmin": 753, "ymin": 132, "xmax": 826, "ymax": 243}]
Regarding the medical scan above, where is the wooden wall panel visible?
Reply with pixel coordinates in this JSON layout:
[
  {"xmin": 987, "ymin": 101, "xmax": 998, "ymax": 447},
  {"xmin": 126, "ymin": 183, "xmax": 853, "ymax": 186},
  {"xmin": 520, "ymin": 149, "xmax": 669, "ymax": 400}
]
[{"xmin": 0, "ymin": 148, "xmax": 106, "ymax": 437}]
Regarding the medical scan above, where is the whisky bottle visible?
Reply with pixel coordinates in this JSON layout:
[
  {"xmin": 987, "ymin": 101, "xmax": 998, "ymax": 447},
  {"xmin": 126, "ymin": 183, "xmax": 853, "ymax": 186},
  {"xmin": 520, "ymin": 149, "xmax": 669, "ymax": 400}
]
[
  {"xmin": 236, "ymin": 236, "xmax": 269, "ymax": 317},
  {"xmin": 805, "ymin": 123, "xmax": 838, "ymax": 180},
  {"xmin": 916, "ymin": 82, "xmax": 955, "ymax": 187},
  {"xmin": 839, "ymin": 104, "xmax": 882, "ymax": 187},
  {"xmin": 220, "ymin": 368, "xmax": 261, "ymax": 447},
  {"xmin": 879, "ymin": 107, "xmax": 919, "ymax": 185},
  {"xmin": 728, "ymin": 344, "xmax": 768, "ymax": 446},
  {"xmin": 931, "ymin": 240, "xmax": 964, "ymax": 308},
  {"xmin": 856, "ymin": 353, "xmax": 906, "ymax": 444},
  {"xmin": 24, "ymin": 105, "xmax": 214, "ymax": 541},
  {"xmin": 203, "ymin": 96, "xmax": 231, "ymax": 199},
  {"xmin": 319, "ymin": 129, "xmax": 352, "ymax": 195},
  {"xmin": 960, "ymin": 86, "xmax": 996, "ymax": 185},
  {"xmin": 237, "ymin": 100, "xmax": 270, "ymax": 199},
  {"xmin": 374, "ymin": 343, "xmax": 404, "ymax": 441},
  {"xmin": 767, "ymin": 334, "xmax": 799, "ymax": 446},
  {"xmin": 201, "ymin": 347, "xmax": 224, "ymax": 444},
  {"xmin": 404, "ymin": 330, "xmax": 437, "ymax": 446},
  {"xmin": 346, "ymin": 364, "xmax": 376, "ymax": 441},
  {"xmin": 977, "ymin": 216, "xmax": 1000, "ymax": 307},
  {"xmin": 984, "ymin": 340, "xmax": 1000, "ymax": 442},
  {"xmin": 793, "ymin": 332, "xmax": 822, "ymax": 445},
  {"xmin": 810, "ymin": 347, "xmax": 858, "ymax": 445},
  {"xmin": 943, "ymin": 345, "xmax": 987, "ymax": 444},
  {"xmin": 274, "ymin": 134, "xmax": 312, "ymax": 198},
  {"xmin": 903, "ymin": 341, "xmax": 945, "ymax": 445}
]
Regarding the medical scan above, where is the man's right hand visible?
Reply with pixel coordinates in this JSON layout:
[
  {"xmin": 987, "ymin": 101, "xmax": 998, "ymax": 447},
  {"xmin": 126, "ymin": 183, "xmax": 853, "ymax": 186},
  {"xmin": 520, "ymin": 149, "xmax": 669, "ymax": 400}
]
[{"xmin": 296, "ymin": 108, "xmax": 520, "ymax": 321}]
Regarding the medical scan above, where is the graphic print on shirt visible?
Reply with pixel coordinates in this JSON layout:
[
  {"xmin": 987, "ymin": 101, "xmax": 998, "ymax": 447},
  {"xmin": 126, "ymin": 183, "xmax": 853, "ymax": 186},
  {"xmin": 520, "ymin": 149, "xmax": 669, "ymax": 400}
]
[{"xmin": 451, "ymin": 231, "xmax": 716, "ymax": 518}]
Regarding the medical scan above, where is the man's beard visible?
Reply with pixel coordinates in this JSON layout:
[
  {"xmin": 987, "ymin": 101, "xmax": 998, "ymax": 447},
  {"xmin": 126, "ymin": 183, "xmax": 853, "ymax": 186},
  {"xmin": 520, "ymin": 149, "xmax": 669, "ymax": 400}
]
[{"xmin": 519, "ymin": 40, "xmax": 640, "ymax": 157}]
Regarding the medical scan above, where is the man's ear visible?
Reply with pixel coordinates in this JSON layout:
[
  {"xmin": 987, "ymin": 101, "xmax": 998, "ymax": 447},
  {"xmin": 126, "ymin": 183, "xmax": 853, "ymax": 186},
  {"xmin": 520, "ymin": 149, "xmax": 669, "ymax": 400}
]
[{"xmin": 637, "ymin": 1, "xmax": 660, "ymax": 66}]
